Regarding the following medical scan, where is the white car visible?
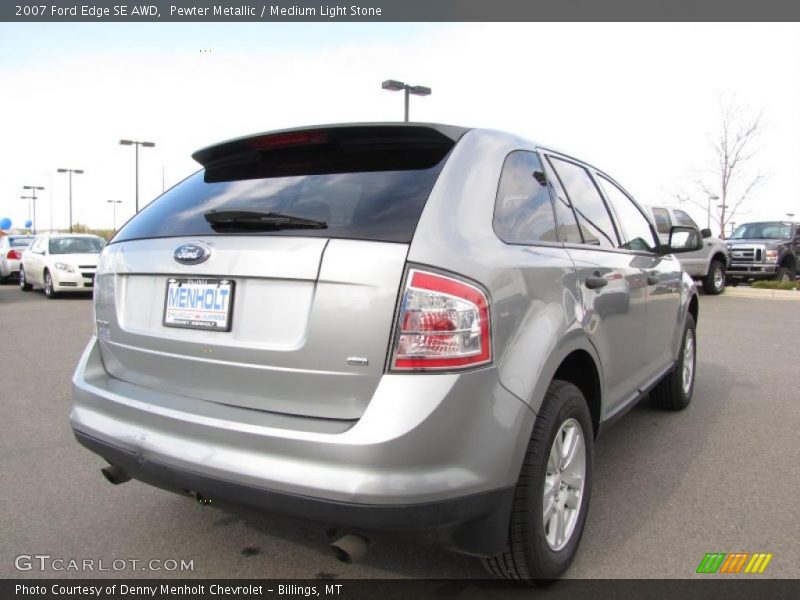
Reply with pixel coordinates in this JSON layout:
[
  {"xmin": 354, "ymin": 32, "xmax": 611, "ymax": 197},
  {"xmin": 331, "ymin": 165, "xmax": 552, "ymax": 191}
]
[
  {"xmin": 19, "ymin": 234, "xmax": 106, "ymax": 298},
  {"xmin": 0, "ymin": 234, "xmax": 35, "ymax": 283}
]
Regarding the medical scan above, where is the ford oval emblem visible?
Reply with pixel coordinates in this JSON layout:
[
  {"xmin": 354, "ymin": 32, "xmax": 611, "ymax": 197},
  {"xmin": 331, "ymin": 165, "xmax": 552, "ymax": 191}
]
[{"xmin": 173, "ymin": 242, "xmax": 211, "ymax": 265}]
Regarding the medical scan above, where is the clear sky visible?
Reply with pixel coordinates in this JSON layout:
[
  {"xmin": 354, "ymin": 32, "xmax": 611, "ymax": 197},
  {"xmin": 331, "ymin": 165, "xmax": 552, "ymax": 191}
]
[{"xmin": 1, "ymin": 22, "xmax": 798, "ymax": 234}]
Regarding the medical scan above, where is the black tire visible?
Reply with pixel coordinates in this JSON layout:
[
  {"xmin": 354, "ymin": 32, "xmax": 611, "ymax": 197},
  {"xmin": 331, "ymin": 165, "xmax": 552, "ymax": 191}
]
[
  {"xmin": 775, "ymin": 267, "xmax": 792, "ymax": 282},
  {"xmin": 43, "ymin": 270, "xmax": 58, "ymax": 299},
  {"xmin": 482, "ymin": 380, "xmax": 594, "ymax": 583},
  {"xmin": 19, "ymin": 266, "xmax": 32, "ymax": 291},
  {"xmin": 702, "ymin": 260, "xmax": 726, "ymax": 295},
  {"xmin": 0, "ymin": 274, "xmax": 7, "ymax": 285},
  {"xmin": 651, "ymin": 314, "xmax": 696, "ymax": 411}
]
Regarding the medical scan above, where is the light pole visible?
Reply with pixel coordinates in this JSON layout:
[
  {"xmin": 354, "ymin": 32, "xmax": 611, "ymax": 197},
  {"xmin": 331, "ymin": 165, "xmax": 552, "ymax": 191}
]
[
  {"xmin": 56, "ymin": 168, "xmax": 84, "ymax": 233},
  {"xmin": 119, "ymin": 139, "xmax": 155, "ymax": 213},
  {"xmin": 107, "ymin": 200, "xmax": 122, "ymax": 230},
  {"xmin": 381, "ymin": 79, "xmax": 432, "ymax": 122},
  {"xmin": 22, "ymin": 185, "xmax": 45, "ymax": 233},
  {"xmin": 707, "ymin": 195, "xmax": 719, "ymax": 230}
]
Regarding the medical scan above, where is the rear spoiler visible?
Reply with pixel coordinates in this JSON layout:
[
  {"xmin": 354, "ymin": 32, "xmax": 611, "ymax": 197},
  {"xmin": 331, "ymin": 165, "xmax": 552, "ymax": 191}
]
[{"xmin": 191, "ymin": 123, "xmax": 470, "ymax": 179}]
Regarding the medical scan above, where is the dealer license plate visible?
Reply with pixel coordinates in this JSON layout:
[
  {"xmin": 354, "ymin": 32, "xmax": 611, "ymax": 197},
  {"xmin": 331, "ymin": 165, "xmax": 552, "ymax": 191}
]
[{"xmin": 163, "ymin": 278, "xmax": 234, "ymax": 332}]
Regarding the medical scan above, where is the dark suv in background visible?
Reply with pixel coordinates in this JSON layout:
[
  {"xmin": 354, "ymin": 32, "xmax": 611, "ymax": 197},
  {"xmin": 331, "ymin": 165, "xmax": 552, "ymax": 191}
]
[{"xmin": 726, "ymin": 221, "xmax": 800, "ymax": 284}]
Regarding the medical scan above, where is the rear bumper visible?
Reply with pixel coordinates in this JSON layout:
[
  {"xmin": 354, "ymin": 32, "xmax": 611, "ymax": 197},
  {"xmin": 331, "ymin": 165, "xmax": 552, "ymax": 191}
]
[
  {"xmin": 1, "ymin": 259, "xmax": 20, "ymax": 277},
  {"xmin": 74, "ymin": 429, "xmax": 514, "ymax": 554},
  {"xmin": 71, "ymin": 337, "xmax": 533, "ymax": 555}
]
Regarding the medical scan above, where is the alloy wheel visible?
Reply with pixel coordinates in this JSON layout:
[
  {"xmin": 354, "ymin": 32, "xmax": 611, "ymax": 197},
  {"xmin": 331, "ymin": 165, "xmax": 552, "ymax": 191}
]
[
  {"xmin": 682, "ymin": 328, "xmax": 695, "ymax": 395},
  {"xmin": 543, "ymin": 418, "xmax": 586, "ymax": 551}
]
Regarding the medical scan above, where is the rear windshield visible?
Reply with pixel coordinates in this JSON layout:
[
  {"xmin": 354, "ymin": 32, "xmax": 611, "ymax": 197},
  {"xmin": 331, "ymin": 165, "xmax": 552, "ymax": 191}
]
[
  {"xmin": 112, "ymin": 131, "xmax": 454, "ymax": 244},
  {"xmin": 10, "ymin": 236, "xmax": 34, "ymax": 247},
  {"xmin": 49, "ymin": 237, "xmax": 105, "ymax": 254}
]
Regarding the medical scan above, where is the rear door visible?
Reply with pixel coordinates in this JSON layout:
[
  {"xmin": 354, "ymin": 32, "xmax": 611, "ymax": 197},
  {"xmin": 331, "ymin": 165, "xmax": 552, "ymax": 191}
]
[{"xmin": 96, "ymin": 125, "xmax": 461, "ymax": 420}]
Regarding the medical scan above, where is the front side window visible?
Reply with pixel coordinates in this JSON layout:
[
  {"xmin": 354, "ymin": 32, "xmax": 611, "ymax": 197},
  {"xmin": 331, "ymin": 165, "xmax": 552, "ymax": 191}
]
[
  {"xmin": 548, "ymin": 157, "xmax": 620, "ymax": 249},
  {"xmin": 493, "ymin": 151, "xmax": 558, "ymax": 244},
  {"xmin": 673, "ymin": 209, "xmax": 699, "ymax": 230},
  {"xmin": 597, "ymin": 176, "xmax": 659, "ymax": 253}
]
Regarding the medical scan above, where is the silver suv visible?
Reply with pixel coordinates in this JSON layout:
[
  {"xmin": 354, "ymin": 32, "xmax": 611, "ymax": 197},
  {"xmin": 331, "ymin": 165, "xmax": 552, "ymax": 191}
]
[{"xmin": 71, "ymin": 124, "xmax": 701, "ymax": 582}]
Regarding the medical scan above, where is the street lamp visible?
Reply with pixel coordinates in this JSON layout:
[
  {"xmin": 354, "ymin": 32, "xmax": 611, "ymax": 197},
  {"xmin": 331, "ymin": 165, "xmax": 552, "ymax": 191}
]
[
  {"xmin": 381, "ymin": 79, "xmax": 432, "ymax": 122},
  {"xmin": 707, "ymin": 195, "xmax": 719, "ymax": 230},
  {"xmin": 22, "ymin": 185, "xmax": 45, "ymax": 234},
  {"xmin": 56, "ymin": 168, "xmax": 84, "ymax": 233},
  {"xmin": 107, "ymin": 200, "xmax": 122, "ymax": 230},
  {"xmin": 119, "ymin": 139, "xmax": 155, "ymax": 213}
]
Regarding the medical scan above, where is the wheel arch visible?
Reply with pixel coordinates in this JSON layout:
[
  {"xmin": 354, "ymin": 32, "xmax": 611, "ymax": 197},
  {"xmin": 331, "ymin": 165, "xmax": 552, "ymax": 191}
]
[{"xmin": 525, "ymin": 333, "xmax": 603, "ymax": 439}]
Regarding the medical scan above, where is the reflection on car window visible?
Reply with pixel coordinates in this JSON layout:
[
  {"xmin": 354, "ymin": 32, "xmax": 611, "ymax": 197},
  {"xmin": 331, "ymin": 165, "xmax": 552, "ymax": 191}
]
[
  {"xmin": 541, "ymin": 160, "xmax": 582, "ymax": 244},
  {"xmin": 494, "ymin": 151, "xmax": 558, "ymax": 244},
  {"xmin": 730, "ymin": 222, "xmax": 791, "ymax": 240},
  {"xmin": 48, "ymin": 237, "xmax": 106, "ymax": 254},
  {"xmin": 10, "ymin": 236, "xmax": 35, "ymax": 248},
  {"xmin": 651, "ymin": 208, "xmax": 671, "ymax": 234},
  {"xmin": 673, "ymin": 209, "xmax": 699, "ymax": 230},
  {"xmin": 548, "ymin": 157, "xmax": 619, "ymax": 249},
  {"xmin": 597, "ymin": 176, "xmax": 659, "ymax": 253}
]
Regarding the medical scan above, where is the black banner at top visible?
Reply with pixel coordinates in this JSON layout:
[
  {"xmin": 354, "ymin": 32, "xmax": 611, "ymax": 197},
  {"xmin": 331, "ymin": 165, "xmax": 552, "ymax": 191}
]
[{"xmin": 4, "ymin": 0, "xmax": 800, "ymax": 22}]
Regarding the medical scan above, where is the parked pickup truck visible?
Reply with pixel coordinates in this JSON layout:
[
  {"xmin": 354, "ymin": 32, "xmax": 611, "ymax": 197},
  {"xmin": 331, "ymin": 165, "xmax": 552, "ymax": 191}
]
[
  {"xmin": 647, "ymin": 205, "xmax": 729, "ymax": 294},
  {"xmin": 726, "ymin": 221, "xmax": 800, "ymax": 284}
]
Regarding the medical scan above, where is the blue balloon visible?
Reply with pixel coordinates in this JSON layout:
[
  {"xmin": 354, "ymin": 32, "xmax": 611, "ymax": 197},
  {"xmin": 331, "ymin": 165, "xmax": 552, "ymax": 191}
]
[
  {"xmin": 24, "ymin": 220, "xmax": 33, "ymax": 228},
  {"xmin": 0, "ymin": 217, "xmax": 11, "ymax": 230}
]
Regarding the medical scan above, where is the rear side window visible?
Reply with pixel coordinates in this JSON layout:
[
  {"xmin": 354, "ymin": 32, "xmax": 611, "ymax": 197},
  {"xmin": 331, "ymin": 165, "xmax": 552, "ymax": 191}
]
[
  {"xmin": 113, "ymin": 127, "xmax": 456, "ymax": 245},
  {"xmin": 10, "ymin": 236, "xmax": 34, "ymax": 248},
  {"xmin": 673, "ymin": 209, "xmax": 699, "ymax": 229},
  {"xmin": 548, "ymin": 157, "xmax": 620, "ymax": 249},
  {"xmin": 541, "ymin": 160, "xmax": 582, "ymax": 244},
  {"xmin": 493, "ymin": 151, "xmax": 557, "ymax": 244},
  {"xmin": 651, "ymin": 208, "xmax": 671, "ymax": 234}
]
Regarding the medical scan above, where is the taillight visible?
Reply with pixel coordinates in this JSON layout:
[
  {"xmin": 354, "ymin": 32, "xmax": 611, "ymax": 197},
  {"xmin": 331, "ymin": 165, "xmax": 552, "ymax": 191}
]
[
  {"xmin": 7, "ymin": 250, "xmax": 21, "ymax": 260},
  {"xmin": 391, "ymin": 268, "xmax": 491, "ymax": 371}
]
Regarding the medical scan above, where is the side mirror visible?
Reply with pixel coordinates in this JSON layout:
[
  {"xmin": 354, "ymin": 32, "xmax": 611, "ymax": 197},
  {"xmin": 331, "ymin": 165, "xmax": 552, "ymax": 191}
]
[
  {"xmin": 666, "ymin": 226, "xmax": 703, "ymax": 254},
  {"xmin": 700, "ymin": 228, "xmax": 712, "ymax": 239}
]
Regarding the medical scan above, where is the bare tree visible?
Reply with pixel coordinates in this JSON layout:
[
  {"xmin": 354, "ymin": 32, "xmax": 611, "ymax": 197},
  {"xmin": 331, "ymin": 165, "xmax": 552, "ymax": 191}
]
[{"xmin": 676, "ymin": 97, "xmax": 764, "ymax": 238}]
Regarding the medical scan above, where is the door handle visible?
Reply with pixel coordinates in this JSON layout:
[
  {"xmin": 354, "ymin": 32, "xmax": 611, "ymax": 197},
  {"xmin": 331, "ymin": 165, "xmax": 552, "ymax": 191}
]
[{"xmin": 585, "ymin": 276, "xmax": 608, "ymax": 290}]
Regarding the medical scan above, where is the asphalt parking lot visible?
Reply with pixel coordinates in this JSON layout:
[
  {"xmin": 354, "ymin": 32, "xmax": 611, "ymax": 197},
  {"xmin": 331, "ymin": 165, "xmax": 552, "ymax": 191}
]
[{"xmin": 1, "ymin": 285, "xmax": 798, "ymax": 580}]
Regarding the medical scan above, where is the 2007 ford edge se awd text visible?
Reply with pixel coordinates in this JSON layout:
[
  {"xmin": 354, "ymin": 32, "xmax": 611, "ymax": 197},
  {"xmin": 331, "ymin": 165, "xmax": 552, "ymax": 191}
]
[{"xmin": 71, "ymin": 123, "xmax": 701, "ymax": 582}]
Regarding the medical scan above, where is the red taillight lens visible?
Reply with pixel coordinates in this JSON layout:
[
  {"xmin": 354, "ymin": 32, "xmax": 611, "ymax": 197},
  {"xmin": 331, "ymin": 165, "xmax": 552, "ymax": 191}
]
[
  {"xmin": 392, "ymin": 269, "xmax": 491, "ymax": 371},
  {"xmin": 7, "ymin": 250, "xmax": 21, "ymax": 260}
]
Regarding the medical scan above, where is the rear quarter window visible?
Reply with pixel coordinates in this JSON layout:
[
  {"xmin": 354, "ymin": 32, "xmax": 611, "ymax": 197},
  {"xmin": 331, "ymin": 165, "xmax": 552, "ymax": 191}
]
[{"xmin": 493, "ymin": 151, "xmax": 558, "ymax": 244}]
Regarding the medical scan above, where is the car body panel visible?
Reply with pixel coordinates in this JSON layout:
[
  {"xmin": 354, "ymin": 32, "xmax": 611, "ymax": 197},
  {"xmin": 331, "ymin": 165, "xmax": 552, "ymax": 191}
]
[{"xmin": 70, "ymin": 123, "xmax": 697, "ymax": 555}]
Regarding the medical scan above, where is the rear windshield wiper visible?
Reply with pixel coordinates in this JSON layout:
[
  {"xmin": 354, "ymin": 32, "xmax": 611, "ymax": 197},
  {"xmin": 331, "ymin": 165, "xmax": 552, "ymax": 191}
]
[{"xmin": 204, "ymin": 210, "xmax": 327, "ymax": 231}]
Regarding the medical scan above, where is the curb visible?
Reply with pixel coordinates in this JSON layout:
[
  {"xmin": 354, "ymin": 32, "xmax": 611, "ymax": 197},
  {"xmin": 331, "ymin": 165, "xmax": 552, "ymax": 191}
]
[{"xmin": 721, "ymin": 287, "xmax": 800, "ymax": 301}]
